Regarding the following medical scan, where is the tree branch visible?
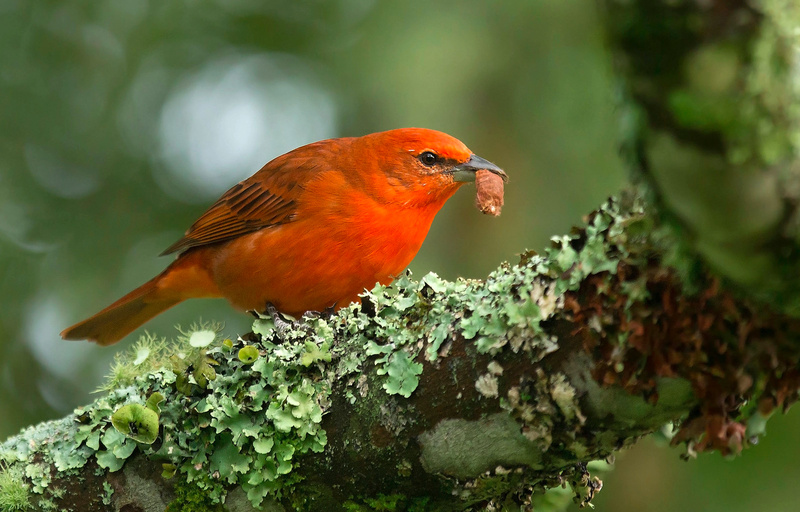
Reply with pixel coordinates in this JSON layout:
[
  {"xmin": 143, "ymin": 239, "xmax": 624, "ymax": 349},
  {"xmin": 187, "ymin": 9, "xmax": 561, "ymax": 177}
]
[{"xmin": 3, "ymin": 190, "xmax": 800, "ymax": 511}]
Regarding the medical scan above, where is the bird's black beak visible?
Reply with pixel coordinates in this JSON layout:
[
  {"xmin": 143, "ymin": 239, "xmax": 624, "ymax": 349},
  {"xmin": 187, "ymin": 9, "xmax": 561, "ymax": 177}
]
[{"xmin": 450, "ymin": 154, "xmax": 508, "ymax": 183}]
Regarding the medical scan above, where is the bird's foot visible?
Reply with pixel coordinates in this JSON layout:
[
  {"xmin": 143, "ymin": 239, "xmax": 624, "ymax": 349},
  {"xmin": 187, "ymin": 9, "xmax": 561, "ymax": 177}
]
[
  {"xmin": 257, "ymin": 303, "xmax": 337, "ymax": 342},
  {"xmin": 300, "ymin": 303, "xmax": 337, "ymax": 322}
]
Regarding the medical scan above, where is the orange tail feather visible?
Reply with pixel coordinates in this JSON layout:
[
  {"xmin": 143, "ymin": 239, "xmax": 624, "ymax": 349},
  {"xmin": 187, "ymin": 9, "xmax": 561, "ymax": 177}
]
[
  {"xmin": 61, "ymin": 277, "xmax": 181, "ymax": 346},
  {"xmin": 62, "ymin": 251, "xmax": 220, "ymax": 346}
]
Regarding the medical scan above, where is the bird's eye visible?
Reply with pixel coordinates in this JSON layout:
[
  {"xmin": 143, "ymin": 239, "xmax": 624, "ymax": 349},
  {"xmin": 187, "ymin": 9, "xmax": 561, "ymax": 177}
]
[{"xmin": 419, "ymin": 151, "xmax": 439, "ymax": 166}]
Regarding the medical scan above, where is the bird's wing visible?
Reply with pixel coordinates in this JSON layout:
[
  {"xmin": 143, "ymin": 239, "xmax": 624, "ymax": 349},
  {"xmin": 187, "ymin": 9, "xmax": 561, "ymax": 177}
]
[{"xmin": 160, "ymin": 146, "xmax": 329, "ymax": 255}]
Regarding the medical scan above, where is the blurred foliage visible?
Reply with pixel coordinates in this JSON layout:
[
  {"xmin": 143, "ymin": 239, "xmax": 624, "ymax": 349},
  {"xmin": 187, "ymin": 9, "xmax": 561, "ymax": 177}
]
[{"xmin": 0, "ymin": 0, "xmax": 795, "ymax": 510}]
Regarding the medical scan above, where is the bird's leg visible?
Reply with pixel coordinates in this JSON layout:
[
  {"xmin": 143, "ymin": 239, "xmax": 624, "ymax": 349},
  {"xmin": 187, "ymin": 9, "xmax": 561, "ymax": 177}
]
[
  {"xmin": 261, "ymin": 303, "xmax": 330, "ymax": 343},
  {"xmin": 262, "ymin": 302, "xmax": 295, "ymax": 340}
]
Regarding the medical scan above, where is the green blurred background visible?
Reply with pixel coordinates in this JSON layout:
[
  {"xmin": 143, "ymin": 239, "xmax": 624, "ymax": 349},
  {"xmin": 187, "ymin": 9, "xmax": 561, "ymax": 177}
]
[{"xmin": 1, "ymin": 1, "xmax": 797, "ymax": 510}]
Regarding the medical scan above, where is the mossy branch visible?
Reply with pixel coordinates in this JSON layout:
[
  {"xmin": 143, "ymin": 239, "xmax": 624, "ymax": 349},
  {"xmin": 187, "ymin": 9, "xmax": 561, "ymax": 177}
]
[{"xmin": 3, "ymin": 190, "xmax": 800, "ymax": 511}]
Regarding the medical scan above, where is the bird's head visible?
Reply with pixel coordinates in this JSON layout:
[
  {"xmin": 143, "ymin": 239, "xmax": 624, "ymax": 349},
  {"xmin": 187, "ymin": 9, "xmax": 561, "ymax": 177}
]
[{"xmin": 356, "ymin": 128, "xmax": 507, "ymax": 206}]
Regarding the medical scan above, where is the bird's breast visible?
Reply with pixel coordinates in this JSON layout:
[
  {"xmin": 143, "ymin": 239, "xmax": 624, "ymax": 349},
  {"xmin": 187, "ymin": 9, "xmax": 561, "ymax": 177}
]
[{"xmin": 204, "ymin": 191, "xmax": 443, "ymax": 316}]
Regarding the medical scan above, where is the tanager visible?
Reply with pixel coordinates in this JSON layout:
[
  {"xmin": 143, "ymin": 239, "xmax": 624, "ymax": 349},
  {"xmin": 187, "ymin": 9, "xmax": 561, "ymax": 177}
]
[{"xmin": 61, "ymin": 128, "xmax": 507, "ymax": 345}]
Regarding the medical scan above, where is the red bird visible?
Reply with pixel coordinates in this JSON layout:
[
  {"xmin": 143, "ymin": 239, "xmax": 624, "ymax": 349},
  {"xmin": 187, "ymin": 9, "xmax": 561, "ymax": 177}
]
[{"xmin": 61, "ymin": 128, "xmax": 506, "ymax": 345}]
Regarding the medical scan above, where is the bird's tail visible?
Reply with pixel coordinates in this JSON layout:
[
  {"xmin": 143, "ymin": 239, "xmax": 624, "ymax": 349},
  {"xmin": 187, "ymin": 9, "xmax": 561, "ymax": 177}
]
[{"xmin": 60, "ymin": 276, "xmax": 181, "ymax": 346}]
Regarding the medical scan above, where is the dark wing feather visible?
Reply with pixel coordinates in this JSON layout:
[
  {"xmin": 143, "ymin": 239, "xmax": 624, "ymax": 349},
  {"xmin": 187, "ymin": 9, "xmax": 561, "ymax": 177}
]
[{"xmin": 160, "ymin": 145, "xmax": 330, "ymax": 255}]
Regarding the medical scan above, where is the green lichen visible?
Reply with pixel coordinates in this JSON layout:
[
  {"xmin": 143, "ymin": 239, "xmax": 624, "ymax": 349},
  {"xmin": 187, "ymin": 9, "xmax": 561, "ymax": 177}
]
[
  {"xmin": 0, "ymin": 318, "xmax": 335, "ymax": 509},
  {"xmin": 146, "ymin": 392, "xmax": 165, "ymax": 413},
  {"xmin": 341, "ymin": 196, "xmax": 639, "ymax": 399},
  {"xmin": 366, "ymin": 342, "xmax": 422, "ymax": 398},
  {"xmin": 418, "ymin": 413, "xmax": 543, "ymax": 478},
  {"xmin": 300, "ymin": 340, "xmax": 331, "ymax": 367},
  {"xmin": 237, "ymin": 345, "xmax": 259, "ymax": 364},
  {"xmin": 111, "ymin": 403, "xmax": 160, "ymax": 444},
  {"xmin": 96, "ymin": 427, "xmax": 136, "ymax": 472},
  {"xmin": 22, "ymin": 464, "xmax": 49, "ymax": 495},
  {"xmin": 35, "ymin": 498, "xmax": 54, "ymax": 511},
  {"xmin": 165, "ymin": 331, "xmax": 329, "ymax": 507},
  {"xmin": 162, "ymin": 463, "xmax": 177, "ymax": 479},
  {"xmin": 170, "ymin": 348, "xmax": 218, "ymax": 392},
  {"xmin": 0, "ymin": 192, "xmax": 652, "ymax": 508},
  {"xmin": 101, "ymin": 481, "xmax": 114, "ymax": 506}
]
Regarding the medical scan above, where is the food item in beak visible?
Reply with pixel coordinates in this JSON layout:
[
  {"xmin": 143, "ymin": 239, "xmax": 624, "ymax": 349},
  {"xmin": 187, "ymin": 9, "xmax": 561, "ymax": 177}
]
[{"xmin": 475, "ymin": 169, "xmax": 505, "ymax": 216}]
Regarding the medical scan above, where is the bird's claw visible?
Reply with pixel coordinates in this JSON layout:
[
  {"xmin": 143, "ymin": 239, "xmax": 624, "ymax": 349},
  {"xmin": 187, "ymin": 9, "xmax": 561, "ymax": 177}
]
[
  {"xmin": 261, "ymin": 303, "xmax": 336, "ymax": 342},
  {"xmin": 300, "ymin": 303, "xmax": 337, "ymax": 322}
]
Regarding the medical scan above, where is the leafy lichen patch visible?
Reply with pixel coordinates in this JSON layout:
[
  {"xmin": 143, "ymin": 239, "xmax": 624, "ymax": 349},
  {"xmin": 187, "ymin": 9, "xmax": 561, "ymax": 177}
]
[
  {"xmin": 347, "ymin": 197, "xmax": 637, "ymax": 403},
  {"xmin": 0, "ymin": 320, "xmax": 334, "ymax": 509},
  {"xmin": 111, "ymin": 403, "xmax": 160, "ymax": 445}
]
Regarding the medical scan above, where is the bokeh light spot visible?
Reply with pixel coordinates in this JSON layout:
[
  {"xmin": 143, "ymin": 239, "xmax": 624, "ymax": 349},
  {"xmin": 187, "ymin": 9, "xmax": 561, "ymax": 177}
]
[
  {"xmin": 24, "ymin": 143, "xmax": 99, "ymax": 199},
  {"xmin": 25, "ymin": 294, "xmax": 95, "ymax": 381},
  {"xmin": 157, "ymin": 52, "xmax": 338, "ymax": 201}
]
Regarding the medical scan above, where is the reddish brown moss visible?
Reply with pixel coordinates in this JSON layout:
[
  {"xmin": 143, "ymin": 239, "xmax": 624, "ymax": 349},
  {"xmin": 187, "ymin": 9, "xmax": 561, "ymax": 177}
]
[{"xmin": 567, "ymin": 255, "xmax": 800, "ymax": 456}]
